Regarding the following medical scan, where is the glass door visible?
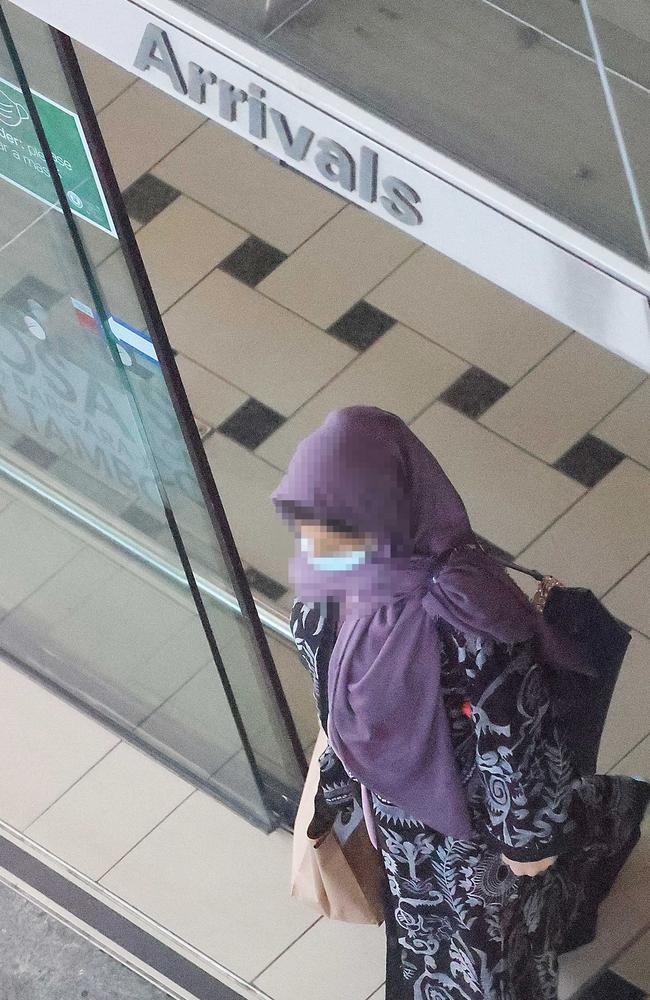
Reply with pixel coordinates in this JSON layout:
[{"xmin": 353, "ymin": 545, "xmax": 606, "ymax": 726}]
[{"xmin": 0, "ymin": 0, "xmax": 306, "ymax": 830}]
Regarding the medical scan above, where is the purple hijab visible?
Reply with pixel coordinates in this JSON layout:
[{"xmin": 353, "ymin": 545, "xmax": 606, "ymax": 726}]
[{"xmin": 272, "ymin": 406, "xmax": 586, "ymax": 839}]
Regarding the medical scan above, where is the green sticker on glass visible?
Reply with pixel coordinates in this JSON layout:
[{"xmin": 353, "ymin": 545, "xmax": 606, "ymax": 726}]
[{"xmin": 0, "ymin": 75, "xmax": 116, "ymax": 237}]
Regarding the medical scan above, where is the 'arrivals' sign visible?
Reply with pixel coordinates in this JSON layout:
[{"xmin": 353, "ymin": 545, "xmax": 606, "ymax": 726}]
[{"xmin": 134, "ymin": 23, "xmax": 423, "ymax": 229}]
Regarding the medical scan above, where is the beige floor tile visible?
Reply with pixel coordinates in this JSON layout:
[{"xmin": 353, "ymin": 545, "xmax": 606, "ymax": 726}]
[
  {"xmin": 256, "ymin": 324, "xmax": 468, "ymax": 470},
  {"xmin": 0, "ymin": 657, "xmax": 119, "ymax": 829},
  {"xmin": 153, "ymin": 122, "xmax": 343, "ymax": 253},
  {"xmin": 0, "ymin": 501, "xmax": 82, "ymax": 616},
  {"xmin": 604, "ymin": 555, "xmax": 650, "ymax": 638},
  {"xmin": 366, "ymin": 989, "xmax": 385, "ymax": 1000},
  {"xmin": 609, "ymin": 735, "xmax": 650, "ymax": 780},
  {"xmin": 519, "ymin": 460, "xmax": 650, "ymax": 595},
  {"xmin": 136, "ymin": 197, "xmax": 247, "ymax": 313},
  {"xmin": 596, "ymin": 380, "xmax": 650, "ymax": 469},
  {"xmin": 26, "ymin": 742, "xmax": 193, "ymax": 880},
  {"xmin": 505, "ymin": 567, "xmax": 539, "ymax": 601},
  {"xmin": 612, "ymin": 928, "xmax": 650, "ymax": 993},
  {"xmin": 255, "ymin": 916, "xmax": 386, "ymax": 1000},
  {"xmin": 203, "ymin": 432, "xmax": 290, "ymax": 589},
  {"xmin": 558, "ymin": 881, "xmax": 648, "ymax": 1000},
  {"xmin": 98, "ymin": 81, "xmax": 204, "ymax": 190},
  {"xmin": 175, "ymin": 354, "xmax": 247, "ymax": 428},
  {"xmin": 367, "ymin": 247, "xmax": 569, "ymax": 384},
  {"xmin": 481, "ymin": 334, "xmax": 644, "ymax": 463},
  {"xmin": 410, "ymin": 403, "xmax": 583, "ymax": 554},
  {"xmin": 164, "ymin": 269, "xmax": 355, "ymax": 415},
  {"xmin": 258, "ymin": 204, "xmax": 417, "ymax": 328},
  {"xmin": 597, "ymin": 632, "xmax": 650, "ymax": 773},
  {"xmin": 100, "ymin": 792, "xmax": 317, "ymax": 979},
  {"xmin": 74, "ymin": 42, "xmax": 135, "ymax": 112}
]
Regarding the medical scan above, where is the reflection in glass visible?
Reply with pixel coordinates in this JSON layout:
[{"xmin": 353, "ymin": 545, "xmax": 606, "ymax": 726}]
[{"xmin": 0, "ymin": 4, "xmax": 306, "ymax": 829}]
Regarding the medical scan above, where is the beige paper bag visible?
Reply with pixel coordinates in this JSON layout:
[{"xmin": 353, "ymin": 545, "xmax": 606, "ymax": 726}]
[{"xmin": 290, "ymin": 728, "xmax": 385, "ymax": 925}]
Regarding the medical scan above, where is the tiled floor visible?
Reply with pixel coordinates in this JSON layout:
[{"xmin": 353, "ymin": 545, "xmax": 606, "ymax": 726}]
[
  {"xmin": 99, "ymin": 791, "xmax": 319, "ymax": 982},
  {"xmin": 0, "ymin": 654, "xmax": 119, "ymax": 831},
  {"xmin": 480, "ymin": 334, "xmax": 645, "ymax": 464},
  {"xmin": 25, "ymin": 742, "xmax": 194, "ymax": 880},
  {"xmin": 96, "ymin": 80, "xmax": 206, "ymax": 191},
  {"xmin": 519, "ymin": 460, "xmax": 650, "ymax": 596},
  {"xmin": 151, "ymin": 121, "xmax": 344, "ymax": 254},
  {"xmin": 410, "ymin": 402, "xmax": 585, "ymax": 556},
  {"xmin": 596, "ymin": 380, "xmax": 650, "ymax": 470},
  {"xmin": 256, "ymin": 204, "xmax": 418, "ymax": 329}
]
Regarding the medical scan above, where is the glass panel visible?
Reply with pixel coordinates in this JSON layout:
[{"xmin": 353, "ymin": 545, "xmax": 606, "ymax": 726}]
[
  {"xmin": 171, "ymin": 0, "xmax": 649, "ymax": 266},
  {"xmin": 579, "ymin": 1, "xmax": 650, "ymax": 259},
  {"xmin": 489, "ymin": 0, "xmax": 650, "ymax": 89},
  {"xmin": 0, "ymin": 2, "xmax": 304, "ymax": 827}
]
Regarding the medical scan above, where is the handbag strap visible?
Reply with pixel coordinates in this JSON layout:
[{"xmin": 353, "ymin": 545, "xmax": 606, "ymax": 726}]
[
  {"xmin": 485, "ymin": 545, "xmax": 566, "ymax": 613},
  {"xmin": 500, "ymin": 560, "xmax": 545, "ymax": 583},
  {"xmin": 446, "ymin": 539, "xmax": 545, "ymax": 583}
]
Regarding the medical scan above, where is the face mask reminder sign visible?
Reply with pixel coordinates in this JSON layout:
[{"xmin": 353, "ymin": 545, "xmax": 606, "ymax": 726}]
[{"xmin": 0, "ymin": 76, "xmax": 116, "ymax": 237}]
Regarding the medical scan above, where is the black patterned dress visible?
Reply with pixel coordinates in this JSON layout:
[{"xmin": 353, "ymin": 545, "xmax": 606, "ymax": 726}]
[{"xmin": 290, "ymin": 599, "xmax": 650, "ymax": 1000}]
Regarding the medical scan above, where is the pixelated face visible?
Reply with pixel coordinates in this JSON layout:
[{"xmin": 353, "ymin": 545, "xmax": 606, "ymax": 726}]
[{"xmin": 295, "ymin": 520, "xmax": 375, "ymax": 558}]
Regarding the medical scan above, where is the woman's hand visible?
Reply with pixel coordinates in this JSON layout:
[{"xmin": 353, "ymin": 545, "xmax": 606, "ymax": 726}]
[{"xmin": 501, "ymin": 853, "xmax": 557, "ymax": 877}]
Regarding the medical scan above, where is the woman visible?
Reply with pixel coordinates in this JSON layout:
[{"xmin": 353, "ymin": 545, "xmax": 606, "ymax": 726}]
[{"xmin": 272, "ymin": 405, "xmax": 649, "ymax": 1000}]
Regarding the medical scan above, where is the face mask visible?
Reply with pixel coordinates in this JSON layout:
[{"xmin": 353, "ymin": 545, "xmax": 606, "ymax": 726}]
[{"xmin": 300, "ymin": 535, "xmax": 368, "ymax": 572}]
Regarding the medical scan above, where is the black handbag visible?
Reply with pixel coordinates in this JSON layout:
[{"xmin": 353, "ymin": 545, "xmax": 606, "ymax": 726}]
[{"xmin": 505, "ymin": 561, "xmax": 632, "ymax": 776}]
